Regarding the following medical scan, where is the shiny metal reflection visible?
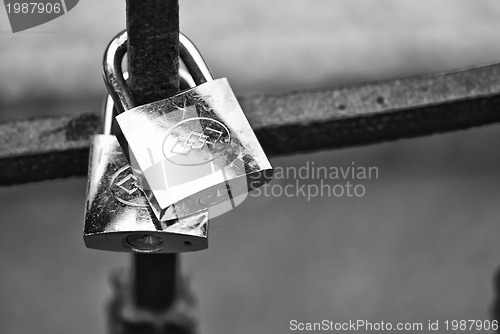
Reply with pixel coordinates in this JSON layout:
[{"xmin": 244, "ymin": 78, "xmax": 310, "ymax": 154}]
[
  {"xmin": 84, "ymin": 67, "xmax": 209, "ymax": 253},
  {"xmin": 103, "ymin": 31, "xmax": 274, "ymax": 221},
  {"xmin": 83, "ymin": 135, "xmax": 209, "ymax": 253},
  {"xmin": 124, "ymin": 233, "xmax": 163, "ymax": 253}
]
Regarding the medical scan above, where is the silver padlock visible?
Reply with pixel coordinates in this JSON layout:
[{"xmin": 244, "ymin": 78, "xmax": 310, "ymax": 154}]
[
  {"xmin": 84, "ymin": 72, "xmax": 209, "ymax": 253},
  {"xmin": 103, "ymin": 31, "xmax": 273, "ymax": 221}
]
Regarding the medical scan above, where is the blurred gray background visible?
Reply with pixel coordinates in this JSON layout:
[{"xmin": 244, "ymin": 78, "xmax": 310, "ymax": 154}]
[{"xmin": 1, "ymin": 1, "xmax": 500, "ymax": 333}]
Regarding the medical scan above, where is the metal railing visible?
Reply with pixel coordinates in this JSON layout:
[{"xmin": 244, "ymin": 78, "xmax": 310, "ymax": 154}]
[{"xmin": 1, "ymin": 0, "xmax": 499, "ymax": 333}]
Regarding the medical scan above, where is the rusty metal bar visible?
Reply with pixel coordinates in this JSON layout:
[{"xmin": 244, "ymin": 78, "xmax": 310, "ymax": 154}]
[
  {"xmin": 126, "ymin": 0, "xmax": 179, "ymax": 106},
  {"xmin": 1, "ymin": 63, "xmax": 500, "ymax": 186},
  {"xmin": 126, "ymin": 0, "xmax": 180, "ymax": 314}
]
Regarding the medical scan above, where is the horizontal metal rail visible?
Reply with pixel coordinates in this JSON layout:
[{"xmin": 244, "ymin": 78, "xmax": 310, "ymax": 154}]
[{"xmin": 1, "ymin": 62, "xmax": 500, "ymax": 186}]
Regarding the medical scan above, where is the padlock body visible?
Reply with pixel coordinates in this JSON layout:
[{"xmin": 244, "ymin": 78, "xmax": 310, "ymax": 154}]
[
  {"xmin": 116, "ymin": 78, "xmax": 273, "ymax": 221},
  {"xmin": 84, "ymin": 135, "xmax": 209, "ymax": 253}
]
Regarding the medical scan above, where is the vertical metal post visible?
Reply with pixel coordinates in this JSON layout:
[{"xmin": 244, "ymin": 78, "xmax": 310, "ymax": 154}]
[
  {"xmin": 108, "ymin": 1, "xmax": 197, "ymax": 333},
  {"xmin": 126, "ymin": 0, "xmax": 180, "ymax": 106},
  {"xmin": 126, "ymin": 0, "xmax": 180, "ymax": 312}
]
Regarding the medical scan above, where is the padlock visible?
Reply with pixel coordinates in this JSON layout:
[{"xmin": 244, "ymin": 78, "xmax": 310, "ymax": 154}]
[
  {"xmin": 103, "ymin": 30, "xmax": 273, "ymax": 221},
  {"xmin": 84, "ymin": 70, "xmax": 210, "ymax": 253}
]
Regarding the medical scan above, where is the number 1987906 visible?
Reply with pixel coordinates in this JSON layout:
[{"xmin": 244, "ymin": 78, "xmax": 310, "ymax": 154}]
[
  {"xmin": 6, "ymin": 2, "xmax": 62, "ymax": 14},
  {"xmin": 444, "ymin": 320, "xmax": 498, "ymax": 331}
]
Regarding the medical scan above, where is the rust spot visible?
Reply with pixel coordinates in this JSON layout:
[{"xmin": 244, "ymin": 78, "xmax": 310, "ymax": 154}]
[{"xmin": 66, "ymin": 113, "xmax": 100, "ymax": 141}]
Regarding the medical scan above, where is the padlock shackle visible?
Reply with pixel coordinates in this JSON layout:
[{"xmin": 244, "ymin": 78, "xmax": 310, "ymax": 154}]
[
  {"xmin": 103, "ymin": 31, "xmax": 134, "ymax": 115},
  {"xmin": 102, "ymin": 94, "xmax": 115, "ymax": 136},
  {"xmin": 103, "ymin": 30, "xmax": 213, "ymax": 115},
  {"xmin": 102, "ymin": 69, "xmax": 197, "ymax": 135},
  {"xmin": 179, "ymin": 33, "xmax": 214, "ymax": 84}
]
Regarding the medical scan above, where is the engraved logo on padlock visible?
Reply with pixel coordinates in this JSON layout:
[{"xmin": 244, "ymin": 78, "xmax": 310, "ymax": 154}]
[
  {"xmin": 110, "ymin": 165, "xmax": 146, "ymax": 206},
  {"xmin": 164, "ymin": 117, "xmax": 231, "ymax": 165},
  {"xmin": 103, "ymin": 31, "xmax": 274, "ymax": 221}
]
